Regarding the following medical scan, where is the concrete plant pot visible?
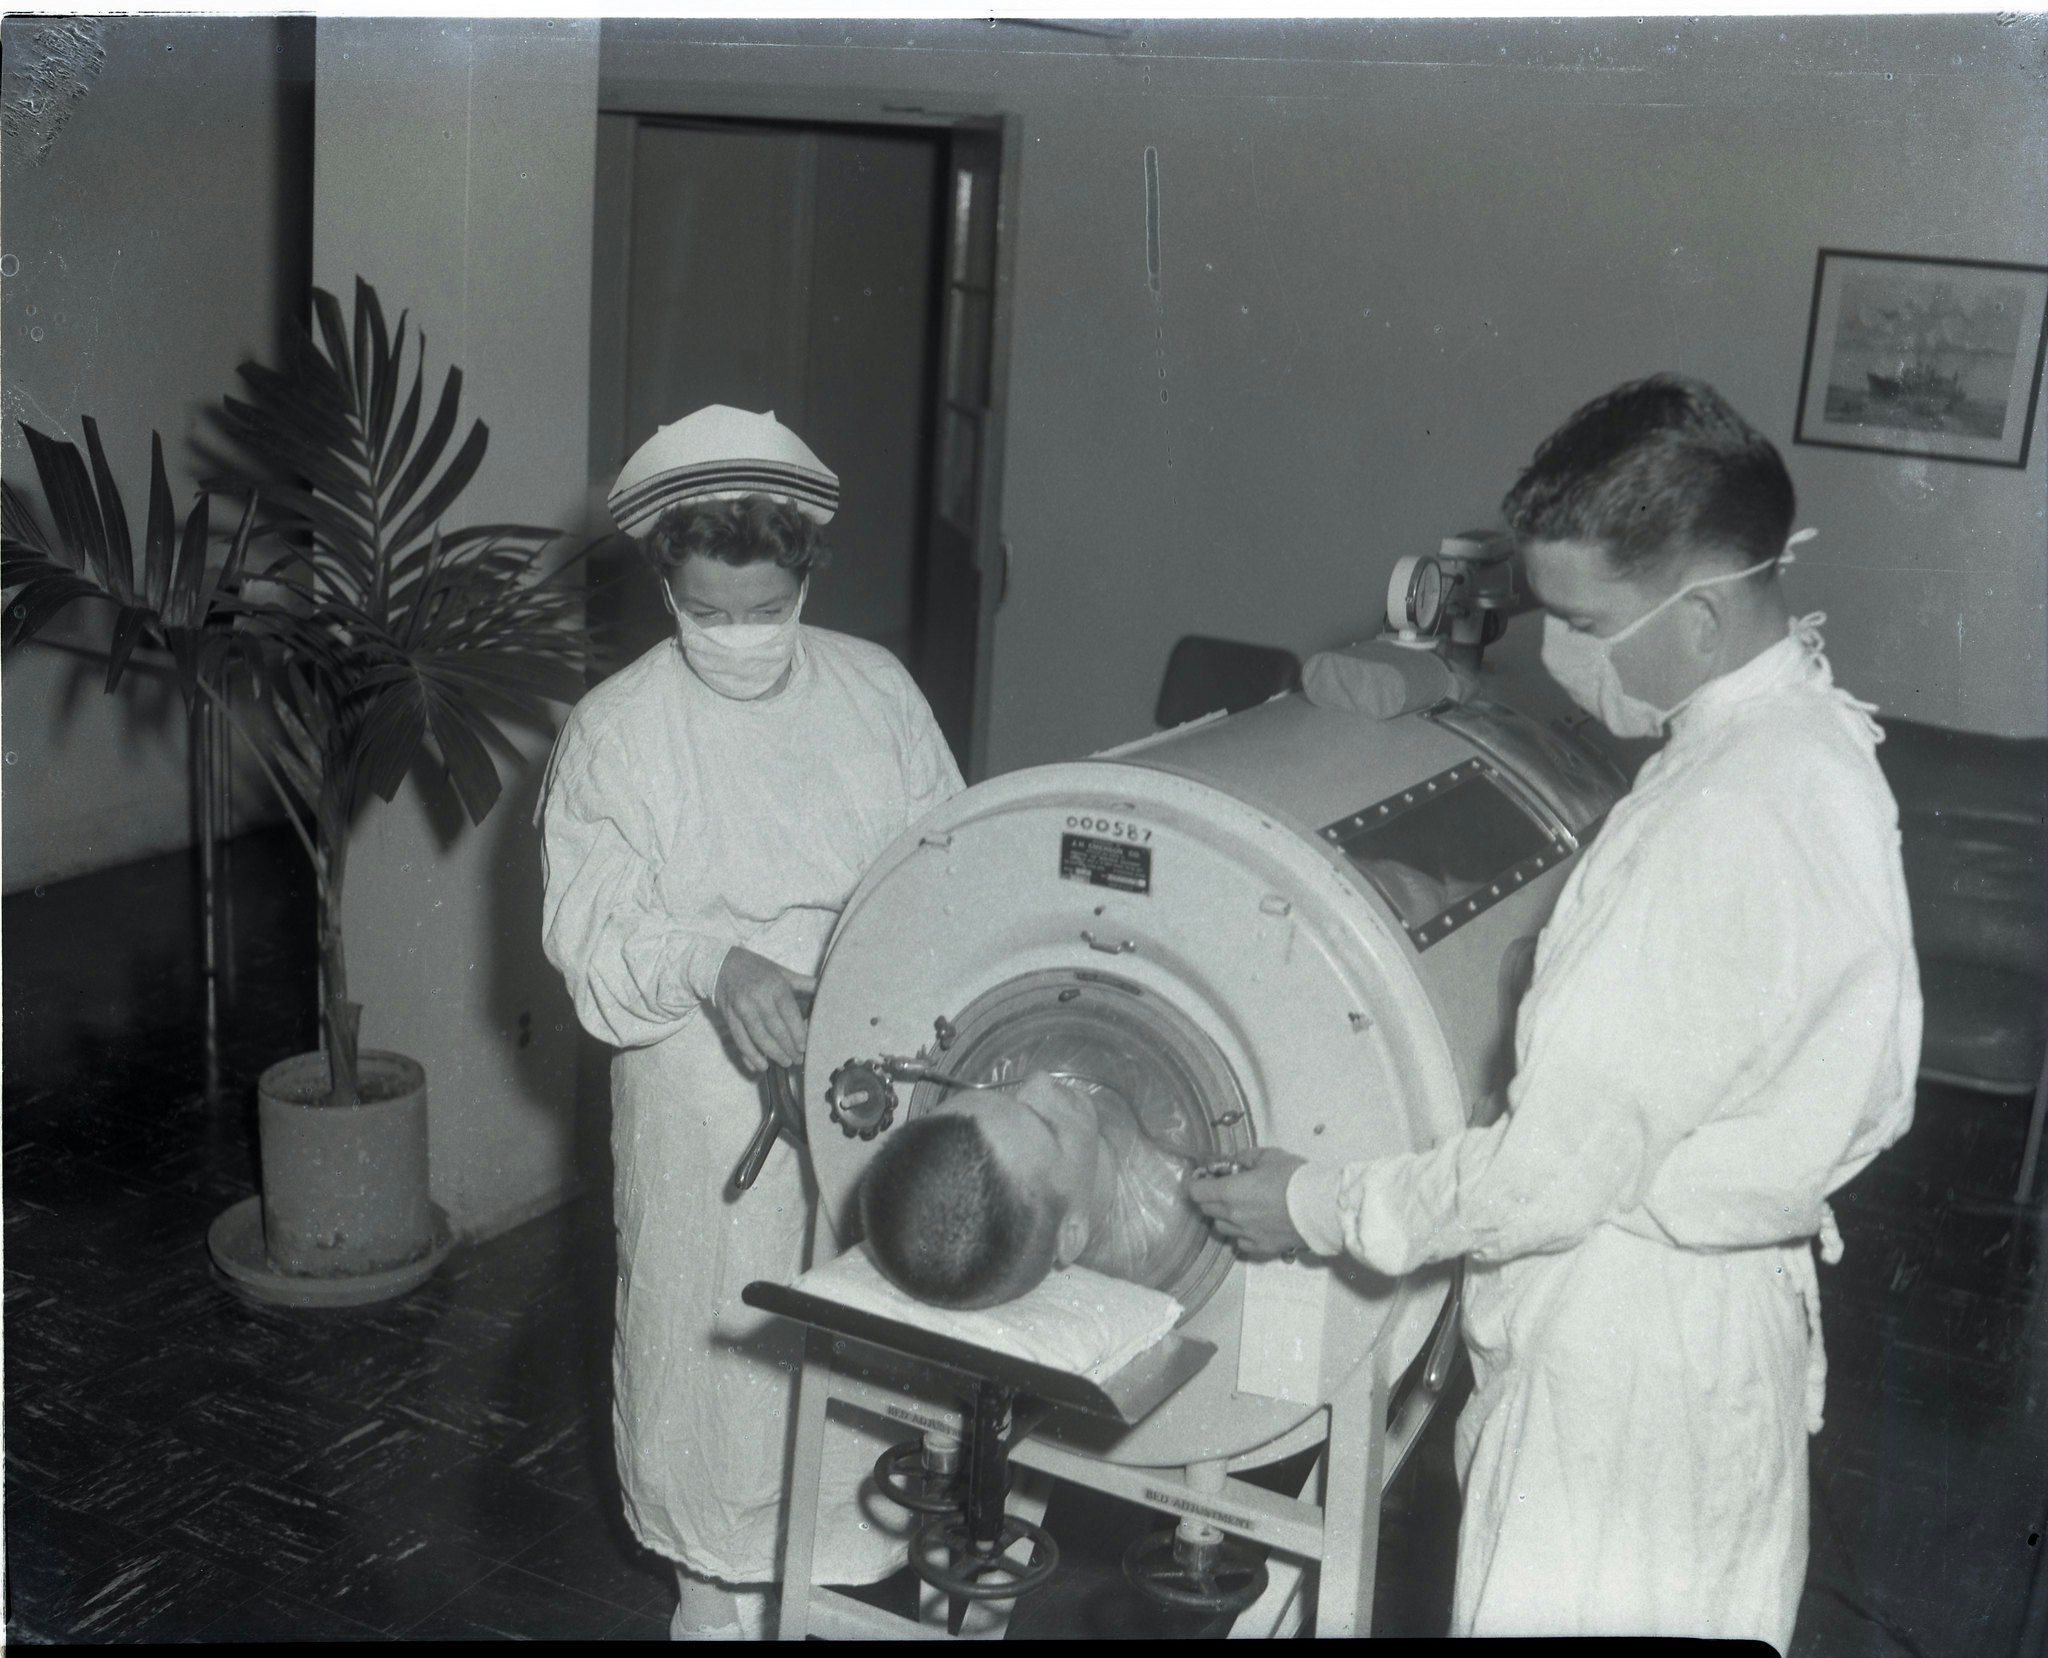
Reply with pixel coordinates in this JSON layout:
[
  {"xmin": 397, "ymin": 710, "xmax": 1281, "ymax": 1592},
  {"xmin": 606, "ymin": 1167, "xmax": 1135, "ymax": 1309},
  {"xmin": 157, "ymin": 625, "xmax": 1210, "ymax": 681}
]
[{"xmin": 208, "ymin": 1048, "xmax": 452, "ymax": 1306}]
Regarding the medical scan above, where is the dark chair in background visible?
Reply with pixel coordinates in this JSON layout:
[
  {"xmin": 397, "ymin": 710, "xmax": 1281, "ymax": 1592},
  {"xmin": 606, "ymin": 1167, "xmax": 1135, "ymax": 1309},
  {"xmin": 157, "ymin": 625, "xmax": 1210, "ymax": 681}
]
[
  {"xmin": 1154, "ymin": 634, "xmax": 1304, "ymax": 729},
  {"xmin": 1876, "ymin": 716, "xmax": 2048, "ymax": 1204}
]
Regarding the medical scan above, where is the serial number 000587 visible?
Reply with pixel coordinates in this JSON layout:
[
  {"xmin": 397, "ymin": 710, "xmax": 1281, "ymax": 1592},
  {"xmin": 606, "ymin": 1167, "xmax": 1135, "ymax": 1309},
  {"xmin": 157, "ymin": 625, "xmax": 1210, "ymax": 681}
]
[{"xmin": 1066, "ymin": 815, "xmax": 1152, "ymax": 843}]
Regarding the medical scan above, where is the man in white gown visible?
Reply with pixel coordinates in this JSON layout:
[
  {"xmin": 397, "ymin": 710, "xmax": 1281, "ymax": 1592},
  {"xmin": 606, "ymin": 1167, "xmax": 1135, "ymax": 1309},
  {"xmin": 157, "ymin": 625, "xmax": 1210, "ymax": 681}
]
[{"xmin": 1192, "ymin": 374, "xmax": 1921, "ymax": 1653}]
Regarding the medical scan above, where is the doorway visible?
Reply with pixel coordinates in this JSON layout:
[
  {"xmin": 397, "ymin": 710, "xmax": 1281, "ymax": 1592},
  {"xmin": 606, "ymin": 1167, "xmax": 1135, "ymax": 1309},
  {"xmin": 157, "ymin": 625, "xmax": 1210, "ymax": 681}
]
[{"xmin": 586, "ymin": 112, "xmax": 1009, "ymax": 776}]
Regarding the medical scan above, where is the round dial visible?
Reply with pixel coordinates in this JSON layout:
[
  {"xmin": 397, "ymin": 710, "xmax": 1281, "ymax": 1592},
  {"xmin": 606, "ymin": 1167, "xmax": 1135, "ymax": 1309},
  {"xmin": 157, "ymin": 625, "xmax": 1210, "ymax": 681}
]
[{"xmin": 1407, "ymin": 556, "xmax": 1447, "ymax": 634}]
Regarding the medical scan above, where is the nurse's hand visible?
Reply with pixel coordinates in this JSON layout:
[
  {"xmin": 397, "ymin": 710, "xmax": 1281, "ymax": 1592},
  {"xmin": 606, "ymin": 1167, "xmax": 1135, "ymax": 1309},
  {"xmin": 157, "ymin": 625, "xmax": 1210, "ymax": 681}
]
[
  {"xmin": 713, "ymin": 948, "xmax": 817, "ymax": 1074},
  {"xmin": 1188, "ymin": 1147, "xmax": 1311, "ymax": 1259}
]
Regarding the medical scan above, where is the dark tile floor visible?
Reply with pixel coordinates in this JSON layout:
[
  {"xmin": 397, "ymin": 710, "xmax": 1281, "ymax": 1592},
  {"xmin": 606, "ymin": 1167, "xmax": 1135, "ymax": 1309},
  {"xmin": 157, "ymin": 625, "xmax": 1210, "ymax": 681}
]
[{"xmin": 5, "ymin": 827, "xmax": 2044, "ymax": 1647}]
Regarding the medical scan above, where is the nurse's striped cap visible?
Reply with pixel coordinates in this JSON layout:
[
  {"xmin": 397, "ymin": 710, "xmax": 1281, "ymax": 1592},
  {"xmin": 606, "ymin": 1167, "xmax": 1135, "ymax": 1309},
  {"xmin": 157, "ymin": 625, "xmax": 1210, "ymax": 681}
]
[{"xmin": 607, "ymin": 406, "xmax": 839, "ymax": 536}]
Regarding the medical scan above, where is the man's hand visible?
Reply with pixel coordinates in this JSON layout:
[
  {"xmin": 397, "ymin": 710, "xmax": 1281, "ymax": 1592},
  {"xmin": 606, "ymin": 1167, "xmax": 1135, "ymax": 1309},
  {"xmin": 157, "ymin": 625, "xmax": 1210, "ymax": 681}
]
[
  {"xmin": 1188, "ymin": 1147, "xmax": 1312, "ymax": 1259},
  {"xmin": 712, "ymin": 948, "xmax": 817, "ymax": 1074}
]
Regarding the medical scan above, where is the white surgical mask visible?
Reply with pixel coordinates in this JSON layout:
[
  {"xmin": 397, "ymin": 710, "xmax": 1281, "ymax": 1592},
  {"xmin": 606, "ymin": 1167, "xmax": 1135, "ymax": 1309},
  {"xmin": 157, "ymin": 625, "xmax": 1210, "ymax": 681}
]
[
  {"xmin": 1541, "ymin": 530, "xmax": 1814, "ymax": 738},
  {"xmin": 664, "ymin": 579, "xmax": 807, "ymax": 700}
]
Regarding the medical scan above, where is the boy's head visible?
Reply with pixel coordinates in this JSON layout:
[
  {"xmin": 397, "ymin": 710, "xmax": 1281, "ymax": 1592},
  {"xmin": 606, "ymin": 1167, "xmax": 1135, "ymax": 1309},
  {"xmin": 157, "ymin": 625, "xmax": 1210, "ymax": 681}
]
[
  {"xmin": 1501, "ymin": 373, "xmax": 1795, "ymax": 588},
  {"xmin": 857, "ymin": 1075, "xmax": 1104, "ymax": 1309}
]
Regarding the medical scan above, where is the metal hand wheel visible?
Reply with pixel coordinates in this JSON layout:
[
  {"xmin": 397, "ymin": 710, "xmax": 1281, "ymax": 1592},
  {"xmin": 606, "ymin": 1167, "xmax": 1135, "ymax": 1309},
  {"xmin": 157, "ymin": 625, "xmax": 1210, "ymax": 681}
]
[
  {"xmin": 873, "ymin": 1440, "xmax": 967, "ymax": 1516},
  {"xmin": 909, "ymin": 1512, "xmax": 1059, "ymax": 1602},
  {"xmin": 1121, "ymin": 1525, "xmax": 1270, "ymax": 1614}
]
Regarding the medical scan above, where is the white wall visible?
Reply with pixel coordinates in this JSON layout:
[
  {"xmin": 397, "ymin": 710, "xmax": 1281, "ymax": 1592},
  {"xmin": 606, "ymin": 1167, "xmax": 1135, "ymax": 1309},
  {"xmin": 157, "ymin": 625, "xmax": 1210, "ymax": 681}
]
[
  {"xmin": 1, "ymin": 15, "xmax": 311, "ymax": 890},
  {"xmin": 599, "ymin": 16, "xmax": 2048, "ymax": 769},
  {"xmin": 313, "ymin": 17, "xmax": 599, "ymax": 1239}
]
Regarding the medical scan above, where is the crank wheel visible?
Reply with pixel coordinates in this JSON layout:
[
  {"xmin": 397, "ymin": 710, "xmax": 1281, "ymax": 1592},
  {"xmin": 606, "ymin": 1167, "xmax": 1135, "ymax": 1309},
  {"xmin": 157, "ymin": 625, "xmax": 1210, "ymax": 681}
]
[
  {"xmin": 873, "ymin": 1441, "xmax": 964, "ymax": 1516},
  {"xmin": 909, "ymin": 1512, "xmax": 1059, "ymax": 1602},
  {"xmin": 1121, "ymin": 1526, "xmax": 1270, "ymax": 1614}
]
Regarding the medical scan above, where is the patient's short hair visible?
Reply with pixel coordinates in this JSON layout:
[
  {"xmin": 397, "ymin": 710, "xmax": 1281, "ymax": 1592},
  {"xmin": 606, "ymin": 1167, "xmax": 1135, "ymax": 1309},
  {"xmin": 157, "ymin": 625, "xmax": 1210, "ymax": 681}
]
[
  {"xmin": 1501, "ymin": 373, "xmax": 1795, "ymax": 579},
  {"xmin": 859, "ymin": 1115, "xmax": 1060, "ymax": 1309}
]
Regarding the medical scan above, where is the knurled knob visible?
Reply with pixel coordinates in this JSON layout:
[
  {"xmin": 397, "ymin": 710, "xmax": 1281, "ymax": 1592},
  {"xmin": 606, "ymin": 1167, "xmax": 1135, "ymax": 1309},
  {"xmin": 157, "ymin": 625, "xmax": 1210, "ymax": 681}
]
[{"xmin": 826, "ymin": 1061, "xmax": 898, "ymax": 1141}]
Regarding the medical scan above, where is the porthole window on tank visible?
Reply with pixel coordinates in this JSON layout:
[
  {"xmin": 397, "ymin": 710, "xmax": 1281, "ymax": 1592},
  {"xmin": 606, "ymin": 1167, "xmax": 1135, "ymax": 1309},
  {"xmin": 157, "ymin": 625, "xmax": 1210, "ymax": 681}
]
[{"xmin": 899, "ymin": 968, "xmax": 1252, "ymax": 1322}]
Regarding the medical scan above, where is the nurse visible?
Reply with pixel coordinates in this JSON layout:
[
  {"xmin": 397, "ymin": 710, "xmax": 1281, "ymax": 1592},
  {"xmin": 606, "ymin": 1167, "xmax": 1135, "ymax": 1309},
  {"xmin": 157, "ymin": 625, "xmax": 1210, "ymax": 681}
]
[
  {"xmin": 1191, "ymin": 374, "xmax": 1921, "ymax": 1652},
  {"xmin": 539, "ymin": 406, "xmax": 963, "ymax": 1639}
]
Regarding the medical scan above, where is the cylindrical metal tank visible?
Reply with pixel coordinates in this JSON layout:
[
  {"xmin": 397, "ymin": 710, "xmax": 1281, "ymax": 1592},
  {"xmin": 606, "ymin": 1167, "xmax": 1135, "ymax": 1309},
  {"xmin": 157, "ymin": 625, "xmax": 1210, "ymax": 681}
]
[{"xmin": 805, "ymin": 689, "xmax": 1622, "ymax": 1470}]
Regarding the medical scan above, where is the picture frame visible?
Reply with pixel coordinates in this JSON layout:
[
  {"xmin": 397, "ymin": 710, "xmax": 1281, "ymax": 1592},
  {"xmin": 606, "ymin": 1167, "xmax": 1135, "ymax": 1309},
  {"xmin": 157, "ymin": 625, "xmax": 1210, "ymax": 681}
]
[{"xmin": 1793, "ymin": 249, "xmax": 2048, "ymax": 469}]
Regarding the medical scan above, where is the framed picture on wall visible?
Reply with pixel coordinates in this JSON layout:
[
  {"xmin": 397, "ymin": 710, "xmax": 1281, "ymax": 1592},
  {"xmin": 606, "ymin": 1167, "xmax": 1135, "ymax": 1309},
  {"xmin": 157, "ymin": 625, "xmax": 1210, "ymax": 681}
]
[{"xmin": 1794, "ymin": 249, "xmax": 2048, "ymax": 469}]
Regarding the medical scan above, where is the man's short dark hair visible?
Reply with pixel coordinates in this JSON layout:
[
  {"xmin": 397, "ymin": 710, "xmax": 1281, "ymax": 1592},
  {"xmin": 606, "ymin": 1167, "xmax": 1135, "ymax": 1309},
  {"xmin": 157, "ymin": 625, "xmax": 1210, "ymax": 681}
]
[
  {"xmin": 1501, "ymin": 374, "xmax": 1795, "ymax": 578},
  {"xmin": 859, "ymin": 1116, "xmax": 1057, "ymax": 1309},
  {"xmin": 641, "ymin": 494, "xmax": 829, "ymax": 580}
]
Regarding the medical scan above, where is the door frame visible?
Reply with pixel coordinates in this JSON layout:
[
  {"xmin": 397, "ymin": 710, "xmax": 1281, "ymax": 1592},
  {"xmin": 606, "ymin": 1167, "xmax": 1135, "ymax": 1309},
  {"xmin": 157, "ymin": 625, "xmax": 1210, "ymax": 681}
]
[{"xmin": 596, "ymin": 75, "xmax": 1024, "ymax": 782}]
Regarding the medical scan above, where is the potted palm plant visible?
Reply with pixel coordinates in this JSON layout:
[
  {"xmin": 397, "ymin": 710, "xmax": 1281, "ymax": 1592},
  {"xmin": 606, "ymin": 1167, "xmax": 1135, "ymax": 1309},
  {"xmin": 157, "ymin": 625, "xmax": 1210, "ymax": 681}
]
[{"xmin": 2, "ymin": 278, "xmax": 591, "ymax": 1304}]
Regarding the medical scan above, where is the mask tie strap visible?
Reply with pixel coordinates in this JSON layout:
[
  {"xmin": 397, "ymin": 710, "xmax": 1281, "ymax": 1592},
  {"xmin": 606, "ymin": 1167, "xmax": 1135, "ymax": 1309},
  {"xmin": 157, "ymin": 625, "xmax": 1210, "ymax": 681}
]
[{"xmin": 1783, "ymin": 529, "xmax": 1825, "ymax": 658}]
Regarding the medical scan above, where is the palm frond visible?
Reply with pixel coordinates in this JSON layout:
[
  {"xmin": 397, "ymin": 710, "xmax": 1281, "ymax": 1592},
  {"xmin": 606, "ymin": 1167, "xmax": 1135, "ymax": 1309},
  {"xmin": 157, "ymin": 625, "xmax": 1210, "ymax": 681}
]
[
  {"xmin": 80, "ymin": 419, "xmax": 136, "ymax": 603},
  {"xmin": 378, "ymin": 357, "xmax": 426, "ymax": 497},
  {"xmin": 2, "ymin": 566, "xmax": 114, "ymax": 647},
  {"xmin": 20, "ymin": 423, "xmax": 111, "ymax": 589},
  {"xmin": 382, "ymin": 367, "xmax": 464, "ymax": 529},
  {"xmin": 143, "ymin": 435, "xmax": 179, "ymax": 611},
  {"xmin": 11, "ymin": 276, "xmax": 593, "ymax": 1106}
]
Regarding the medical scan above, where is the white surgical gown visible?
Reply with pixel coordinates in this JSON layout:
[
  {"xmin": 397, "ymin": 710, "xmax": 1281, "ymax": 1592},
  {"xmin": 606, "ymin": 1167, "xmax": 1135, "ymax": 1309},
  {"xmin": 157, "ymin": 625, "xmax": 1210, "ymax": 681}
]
[
  {"xmin": 539, "ymin": 627, "xmax": 962, "ymax": 1584},
  {"xmin": 1287, "ymin": 621, "xmax": 1921, "ymax": 1651}
]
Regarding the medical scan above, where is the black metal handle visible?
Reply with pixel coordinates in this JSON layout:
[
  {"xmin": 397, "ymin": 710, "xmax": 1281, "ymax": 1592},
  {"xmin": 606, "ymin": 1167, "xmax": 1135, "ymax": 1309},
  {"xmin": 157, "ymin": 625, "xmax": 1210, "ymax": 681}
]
[
  {"xmin": 731, "ymin": 1064, "xmax": 807, "ymax": 1195},
  {"xmin": 769, "ymin": 1063, "xmax": 808, "ymax": 1146},
  {"xmin": 732, "ymin": 1111, "xmax": 779, "ymax": 1193}
]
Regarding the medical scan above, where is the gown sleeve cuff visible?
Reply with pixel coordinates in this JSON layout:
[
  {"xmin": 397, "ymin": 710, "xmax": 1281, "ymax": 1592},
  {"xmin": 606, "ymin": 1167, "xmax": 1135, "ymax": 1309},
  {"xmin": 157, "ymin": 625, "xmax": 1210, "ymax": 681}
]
[
  {"xmin": 1286, "ymin": 1162, "xmax": 1350, "ymax": 1258},
  {"xmin": 675, "ymin": 937, "xmax": 735, "ymax": 1011}
]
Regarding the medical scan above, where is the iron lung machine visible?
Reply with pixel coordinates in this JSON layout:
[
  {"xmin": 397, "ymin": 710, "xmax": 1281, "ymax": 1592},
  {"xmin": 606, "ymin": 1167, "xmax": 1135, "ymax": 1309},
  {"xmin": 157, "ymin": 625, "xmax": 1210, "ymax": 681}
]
[
  {"xmin": 752, "ymin": 541, "xmax": 1631, "ymax": 1636},
  {"xmin": 802, "ymin": 689, "xmax": 1624, "ymax": 1476}
]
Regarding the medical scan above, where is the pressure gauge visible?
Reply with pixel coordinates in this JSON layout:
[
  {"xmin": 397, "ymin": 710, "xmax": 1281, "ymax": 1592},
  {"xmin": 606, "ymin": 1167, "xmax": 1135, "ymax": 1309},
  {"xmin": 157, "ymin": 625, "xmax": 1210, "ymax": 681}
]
[{"xmin": 1385, "ymin": 554, "xmax": 1449, "ymax": 643}]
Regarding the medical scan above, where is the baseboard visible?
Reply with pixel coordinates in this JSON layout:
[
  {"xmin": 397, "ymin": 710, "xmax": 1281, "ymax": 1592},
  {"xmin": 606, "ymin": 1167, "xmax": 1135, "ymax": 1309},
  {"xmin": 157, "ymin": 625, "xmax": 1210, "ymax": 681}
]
[{"xmin": 450, "ymin": 1175, "xmax": 592, "ymax": 1247}]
